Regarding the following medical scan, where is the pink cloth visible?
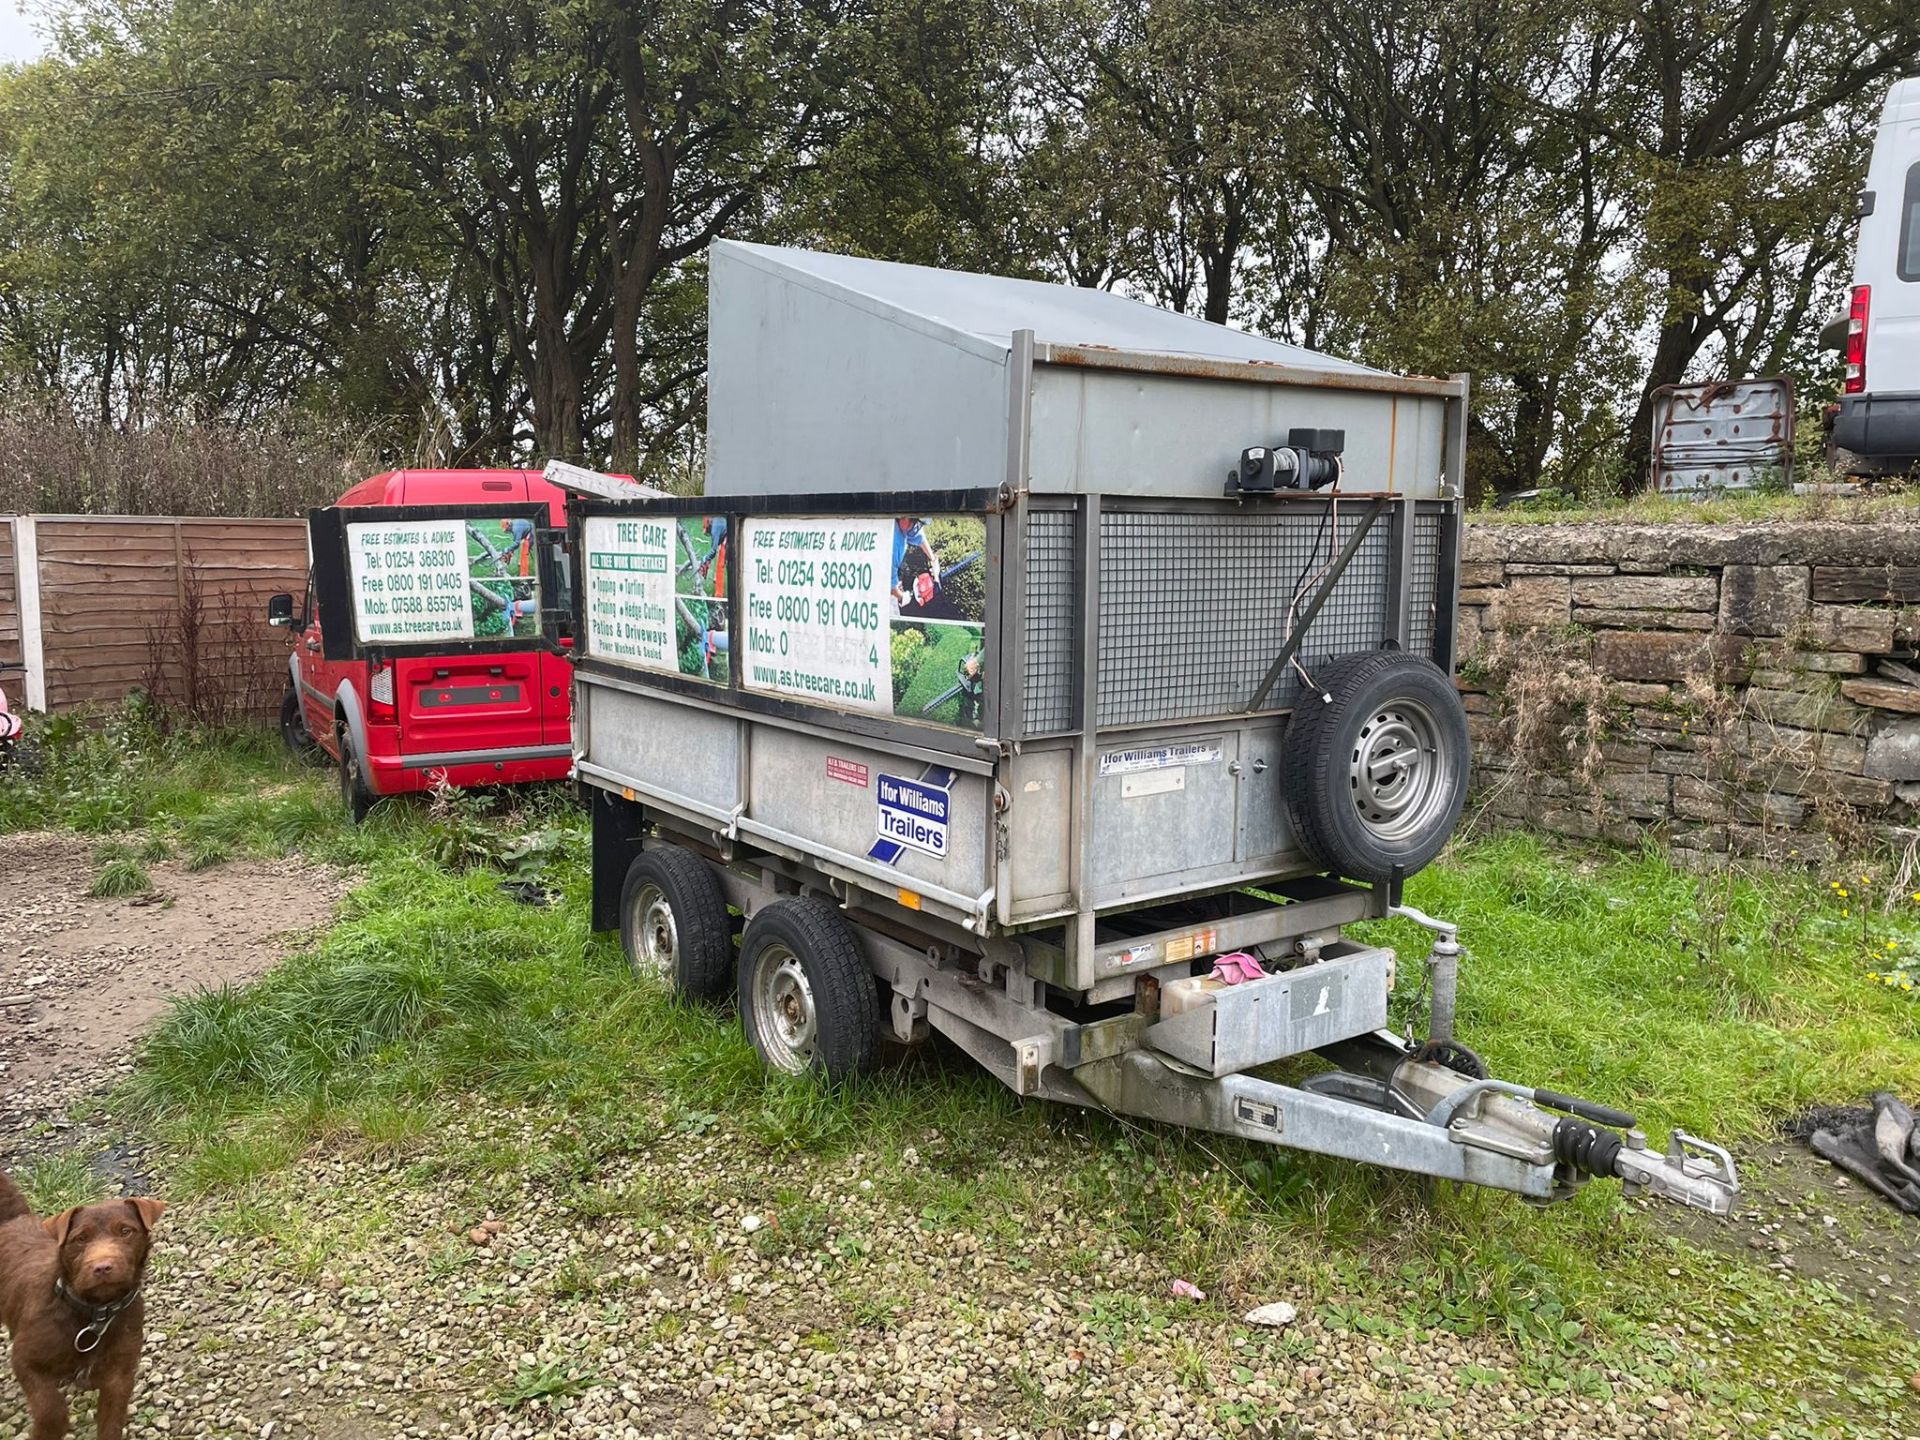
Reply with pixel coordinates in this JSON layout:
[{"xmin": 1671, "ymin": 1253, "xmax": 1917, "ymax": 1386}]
[{"xmin": 1209, "ymin": 952, "xmax": 1266, "ymax": 985}]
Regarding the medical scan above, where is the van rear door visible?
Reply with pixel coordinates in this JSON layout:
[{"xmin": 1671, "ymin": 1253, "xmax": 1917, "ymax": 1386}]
[{"xmin": 1832, "ymin": 77, "xmax": 1920, "ymax": 470}]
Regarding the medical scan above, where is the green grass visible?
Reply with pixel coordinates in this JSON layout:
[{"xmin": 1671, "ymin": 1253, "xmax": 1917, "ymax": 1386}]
[
  {"xmin": 87, "ymin": 856, "xmax": 153, "ymax": 897},
  {"xmin": 2, "ymin": 701, "xmax": 335, "ymax": 848},
  {"xmin": 1352, "ymin": 832, "xmax": 1920, "ymax": 1137},
  {"xmin": 18, "ymin": 724, "xmax": 1920, "ymax": 1433},
  {"xmin": 184, "ymin": 836, "xmax": 232, "ymax": 871},
  {"xmin": 123, "ymin": 800, "xmax": 1917, "ymax": 1157},
  {"xmin": 496, "ymin": 1360, "xmax": 599, "ymax": 1408},
  {"xmin": 897, "ymin": 621, "xmax": 983, "ymax": 724},
  {"xmin": 1472, "ymin": 486, "xmax": 1920, "ymax": 527},
  {"xmin": 13, "ymin": 1153, "xmax": 106, "ymax": 1213}
]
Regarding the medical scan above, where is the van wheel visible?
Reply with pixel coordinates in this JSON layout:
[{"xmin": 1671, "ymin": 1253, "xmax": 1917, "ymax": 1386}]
[
  {"xmin": 280, "ymin": 689, "xmax": 319, "ymax": 762},
  {"xmin": 738, "ymin": 899, "xmax": 875, "ymax": 1082},
  {"xmin": 619, "ymin": 846, "xmax": 733, "ymax": 1001},
  {"xmin": 338, "ymin": 730, "xmax": 376, "ymax": 824},
  {"xmin": 1280, "ymin": 652, "xmax": 1469, "ymax": 883}
]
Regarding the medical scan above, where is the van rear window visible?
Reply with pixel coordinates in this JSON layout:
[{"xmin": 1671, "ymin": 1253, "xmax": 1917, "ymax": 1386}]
[{"xmin": 1904, "ymin": 161, "xmax": 1920, "ymax": 282}]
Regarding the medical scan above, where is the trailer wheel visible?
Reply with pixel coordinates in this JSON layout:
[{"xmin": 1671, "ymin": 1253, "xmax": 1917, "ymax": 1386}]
[
  {"xmin": 738, "ymin": 899, "xmax": 875, "ymax": 1082},
  {"xmin": 338, "ymin": 731, "xmax": 376, "ymax": 824},
  {"xmin": 1280, "ymin": 651, "xmax": 1468, "ymax": 882},
  {"xmin": 619, "ymin": 846, "xmax": 733, "ymax": 1002}
]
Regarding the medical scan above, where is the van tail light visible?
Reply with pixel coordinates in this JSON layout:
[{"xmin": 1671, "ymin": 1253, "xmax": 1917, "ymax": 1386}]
[
  {"xmin": 368, "ymin": 664, "xmax": 396, "ymax": 720},
  {"xmin": 1844, "ymin": 285, "xmax": 1869, "ymax": 394}
]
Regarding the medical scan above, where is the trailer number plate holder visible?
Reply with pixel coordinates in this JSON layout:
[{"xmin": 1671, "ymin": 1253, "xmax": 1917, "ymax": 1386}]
[{"xmin": 1234, "ymin": 1096, "xmax": 1282, "ymax": 1132}]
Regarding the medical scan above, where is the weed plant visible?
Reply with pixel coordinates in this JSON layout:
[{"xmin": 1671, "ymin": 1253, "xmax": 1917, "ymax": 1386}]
[{"xmin": 87, "ymin": 857, "xmax": 153, "ymax": 897}]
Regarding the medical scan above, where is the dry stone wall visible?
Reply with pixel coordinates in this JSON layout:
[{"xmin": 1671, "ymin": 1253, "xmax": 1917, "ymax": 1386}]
[{"xmin": 1456, "ymin": 521, "xmax": 1920, "ymax": 863}]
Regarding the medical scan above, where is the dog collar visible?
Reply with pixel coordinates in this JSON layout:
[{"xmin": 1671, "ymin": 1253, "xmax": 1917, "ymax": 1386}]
[{"xmin": 54, "ymin": 1278, "xmax": 140, "ymax": 1353}]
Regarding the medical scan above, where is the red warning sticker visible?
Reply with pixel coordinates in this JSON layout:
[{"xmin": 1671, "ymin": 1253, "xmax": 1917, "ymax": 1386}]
[{"xmin": 826, "ymin": 756, "xmax": 870, "ymax": 788}]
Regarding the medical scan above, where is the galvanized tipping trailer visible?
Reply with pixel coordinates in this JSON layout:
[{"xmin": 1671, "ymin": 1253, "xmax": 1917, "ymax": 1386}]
[
  {"xmin": 312, "ymin": 240, "xmax": 1739, "ymax": 1214},
  {"xmin": 566, "ymin": 243, "xmax": 1739, "ymax": 1213}
]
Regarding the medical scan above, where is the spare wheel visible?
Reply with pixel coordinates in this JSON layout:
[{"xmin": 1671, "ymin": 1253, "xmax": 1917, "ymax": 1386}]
[{"xmin": 1279, "ymin": 651, "xmax": 1470, "ymax": 883}]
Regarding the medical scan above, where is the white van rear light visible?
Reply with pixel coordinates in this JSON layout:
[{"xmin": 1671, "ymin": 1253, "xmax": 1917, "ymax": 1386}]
[{"xmin": 1845, "ymin": 284, "xmax": 1870, "ymax": 394}]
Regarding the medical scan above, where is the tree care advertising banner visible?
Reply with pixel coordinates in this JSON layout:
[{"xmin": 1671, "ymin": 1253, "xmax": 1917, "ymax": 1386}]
[
  {"xmin": 345, "ymin": 516, "xmax": 544, "ymax": 644},
  {"xmin": 740, "ymin": 514, "xmax": 985, "ymax": 731},
  {"xmin": 581, "ymin": 514, "xmax": 731, "ymax": 683}
]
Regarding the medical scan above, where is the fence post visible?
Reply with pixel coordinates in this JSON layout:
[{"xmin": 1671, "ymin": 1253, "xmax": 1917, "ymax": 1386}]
[{"xmin": 14, "ymin": 515, "xmax": 46, "ymax": 711}]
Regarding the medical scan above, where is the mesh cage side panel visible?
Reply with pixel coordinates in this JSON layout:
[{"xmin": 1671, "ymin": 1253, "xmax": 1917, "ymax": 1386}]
[
  {"xmin": 1095, "ymin": 508, "xmax": 1392, "ymax": 727},
  {"xmin": 1022, "ymin": 510, "xmax": 1077, "ymax": 734},
  {"xmin": 1410, "ymin": 510, "xmax": 1442, "ymax": 662}
]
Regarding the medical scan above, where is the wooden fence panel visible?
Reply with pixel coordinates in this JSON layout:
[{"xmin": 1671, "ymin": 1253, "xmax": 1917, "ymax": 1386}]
[{"xmin": 26, "ymin": 515, "xmax": 306, "ymax": 720}]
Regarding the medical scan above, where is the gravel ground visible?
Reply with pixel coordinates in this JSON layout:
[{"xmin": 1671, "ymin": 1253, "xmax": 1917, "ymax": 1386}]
[
  {"xmin": 1663, "ymin": 1140, "xmax": 1920, "ymax": 1334},
  {"xmin": 0, "ymin": 830, "xmax": 345, "ymax": 1161},
  {"xmin": 7, "ymin": 1105, "xmax": 1726, "ymax": 1440}
]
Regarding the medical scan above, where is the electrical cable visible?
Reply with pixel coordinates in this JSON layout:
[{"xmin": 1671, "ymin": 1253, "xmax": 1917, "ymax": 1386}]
[{"xmin": 1279, "ymin": 481, "xmax": 1341, "ymax": 695}]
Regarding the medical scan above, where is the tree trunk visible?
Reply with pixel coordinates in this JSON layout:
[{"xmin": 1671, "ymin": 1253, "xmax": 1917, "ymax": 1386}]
[
  {"xmin": 1503, "ymin": 372, "xmax": 1556, "ymax": 497},
  {"xmin": 1199, "ymin": 187, "xmax": 1242, "ymax": 326},
  {"xmin": 1621, "ymin": 296, "xmax": 1705, "ymax": 496},
  {"xmin": 607, "ymin": 154, "xmax": 670, "ymax": 473},
  {"xmin": 528, "ymin": 263, "xmax": 585, "ymax": 462}
]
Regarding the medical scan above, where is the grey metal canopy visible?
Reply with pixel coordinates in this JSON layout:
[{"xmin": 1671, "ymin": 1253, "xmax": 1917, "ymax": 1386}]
[
  {"xmin": 705, "ymin": 240, "xmax": 1460, "ymax": 499},
  {"xmin": 716, "ymin": 241, "xmax": 1379, "ymax": 372}
]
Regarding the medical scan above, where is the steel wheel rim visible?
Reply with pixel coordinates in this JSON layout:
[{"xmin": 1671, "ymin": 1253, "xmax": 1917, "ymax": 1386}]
[
  {"xmin": 1349, "ymin": 698, "xmax": 1451, "ymax": 843},
  {"xmin": 749, "ymin": 943, "xmax": 817, "ymax": 1073},
  {"xmin": 628, "ymin": 882, "xmax": 677, "ymax": 979}
]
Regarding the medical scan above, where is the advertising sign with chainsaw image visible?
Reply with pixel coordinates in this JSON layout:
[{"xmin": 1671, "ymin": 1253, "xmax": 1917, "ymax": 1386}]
[
  {"xmin": 581, "ymin": 513, "xmax": 731, "ymax": 683},
  {"xmin": 887, "ymin": 516, "xmax": 985, "ymax": 731},
  {"xmin": 740, "ymin": 513, "xmax": 985, "ymax": 731},
  {"xmin": 343, "ymin": 514, "xmax": 545, "ymax": 645}
]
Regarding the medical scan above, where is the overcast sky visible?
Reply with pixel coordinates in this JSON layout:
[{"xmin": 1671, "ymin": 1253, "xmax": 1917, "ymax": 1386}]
[{"xmin": 0, "ymin": 3, "xmax": 45, "ymax": 64}]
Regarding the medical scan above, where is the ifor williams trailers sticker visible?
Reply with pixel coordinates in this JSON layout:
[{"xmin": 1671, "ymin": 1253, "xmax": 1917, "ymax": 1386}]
[
  {"xmin": 1097, "ymin": 740, "xmax": 1223, "ymax": 777},
  {"xmin": 872, "ymin": 769, "xmax": 954, "ymax": 863}
]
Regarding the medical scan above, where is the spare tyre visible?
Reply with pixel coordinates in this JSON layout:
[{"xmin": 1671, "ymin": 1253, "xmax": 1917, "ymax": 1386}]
[{"xmin": 1279, "ymin": 651, "xmax": 1469, "ymax": 882}]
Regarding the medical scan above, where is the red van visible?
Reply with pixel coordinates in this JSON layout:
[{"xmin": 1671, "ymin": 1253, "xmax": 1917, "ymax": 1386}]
[{"xmin": 269, "ymin": 468, "xmax": 577, "ymax": 819}]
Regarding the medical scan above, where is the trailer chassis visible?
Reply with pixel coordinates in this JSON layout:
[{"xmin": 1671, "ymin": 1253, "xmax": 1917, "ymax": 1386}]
[{"xmin": 590, "ymin": 789, "xmax": 1739, "ymax": 1215}]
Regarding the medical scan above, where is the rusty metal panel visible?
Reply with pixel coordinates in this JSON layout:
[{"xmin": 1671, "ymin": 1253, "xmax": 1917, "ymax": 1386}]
[{"xmin": 1651, "ymin": 378, "xmax": 1794, "ymax": 495}]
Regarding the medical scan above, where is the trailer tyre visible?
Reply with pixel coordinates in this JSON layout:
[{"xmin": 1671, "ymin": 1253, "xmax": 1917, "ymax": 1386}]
[
  {"xmin": 620, "ymin": 846, "xmax": 733, "ymax": 1002},
  {"xmin": 1280, "ymin": 651, "xmax": 1468, "ymax": 882},
  {"xmin": 738, "ymin": 899, "xmax": 875, "ymax": 1082}
]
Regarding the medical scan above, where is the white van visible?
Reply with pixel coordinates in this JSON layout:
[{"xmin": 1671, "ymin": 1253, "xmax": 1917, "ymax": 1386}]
[{"xmin": 1831, "ymin": 75, "xmax": 1920, "ymax": 476}]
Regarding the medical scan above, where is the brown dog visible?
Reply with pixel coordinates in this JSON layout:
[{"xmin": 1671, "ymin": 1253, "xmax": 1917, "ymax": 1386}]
[{"xmin": 0, "ymin": 1170, "xmax": 164, "ymax": 1440}]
